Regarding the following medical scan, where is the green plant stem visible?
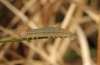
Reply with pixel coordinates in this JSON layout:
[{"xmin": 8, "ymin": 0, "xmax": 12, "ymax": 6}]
[
  {"xmin": 0, "ymin": 37, "xmax": 48, "ymax": 43},
  {"xmin": 0, "ymin": 38, "xmax": 26, "ymax": 43}
]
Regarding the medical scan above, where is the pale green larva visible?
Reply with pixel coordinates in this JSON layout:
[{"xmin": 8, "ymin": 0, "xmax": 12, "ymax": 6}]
[{"xmin": 20, "ymin": 27, "xmax": 76, "ymax": 40}]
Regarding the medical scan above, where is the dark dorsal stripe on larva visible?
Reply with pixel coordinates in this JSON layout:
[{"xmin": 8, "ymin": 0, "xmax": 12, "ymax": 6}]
[{"xmin": 20, "ymin": 27, "xmax": 76, "ymax": 40}]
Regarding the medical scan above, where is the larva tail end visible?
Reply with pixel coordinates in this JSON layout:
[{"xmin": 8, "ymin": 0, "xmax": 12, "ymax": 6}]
[{"xmin": 20, "ymin": 31, "xmax": 27, "ymax": 38}]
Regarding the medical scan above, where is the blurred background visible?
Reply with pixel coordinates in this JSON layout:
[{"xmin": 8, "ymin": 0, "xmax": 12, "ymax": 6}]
[{"xmin": 0, "ymin": 0, "xmax": 99, "ymax": 65}]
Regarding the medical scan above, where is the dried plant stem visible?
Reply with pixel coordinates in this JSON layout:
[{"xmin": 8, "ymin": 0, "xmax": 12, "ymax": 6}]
[
  {"xmin": 61, "ymin": 3, "xmax": 76, "ymax": 28},
  {"xmin": 49, "ymin": 3, "xmax": 76, "ymax": 61},
  {"xmin": 0, "ymin": 43, "xmax": 12, "ymax": 60},
  {"xmin": 0, "ymin": 0, "xmax": 38, "ymax": 29},
  {"xmin": 7, "ymin": 0, "xmax": 37, "ymax": 28},
  {"xmin": 68, "ymin": 0, "xmax": 99, "ymax": 23},
  {"xmin": 58, "ymin": 2, "xmax": 77, "ymax": 56},
  {"xmin": 75, "ymin": 22, "xmax": 91, "ymax": 65}
]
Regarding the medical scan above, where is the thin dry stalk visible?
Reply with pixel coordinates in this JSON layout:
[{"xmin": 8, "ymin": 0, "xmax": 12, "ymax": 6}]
[
  {"xmin": 49, "ymin": 3, "xmax": 76, "ymax": 62},
  {"xmin": 75, "ymin": 22, "xmax": 92, "ymax": 65},
  {"xmin": 71, "ymin": 0, "xmax": 99, "ymax": 22},
  {"xmin": 7, "ymin": 50, "xmax": 24, "ymax": 59},
  {"xmin": 0, "ymin": 0, "xmax": 38, "ymax": 29},
  {"xmin": 7, "ymin": 0, "xmax": 37, "ymax": 28},
  {"xmin": 0, "ymin": 43, "xmax": 12, "ymax": 59},
  {"xmin": 0, "ymin": 59, "xmax": 24, "ymax": 65}
]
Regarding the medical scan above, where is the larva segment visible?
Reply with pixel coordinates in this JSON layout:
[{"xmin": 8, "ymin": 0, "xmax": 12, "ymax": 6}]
[
  {"xmin": 20, "ymin": 27, "xmax": 76, "ymax": 40},
  {"xmin": 65, "ymin": 30, "xmax": 76, "ymax": 40}
]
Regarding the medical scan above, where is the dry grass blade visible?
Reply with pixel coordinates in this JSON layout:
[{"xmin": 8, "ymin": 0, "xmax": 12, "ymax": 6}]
[
  {"xmin": 75, "ymin": 22, "xmax": 92, "ymax": 65},
  {"xmin": 70, "ymin": 0, "xmax": 99, "ymax": 23},
  {"xmin": 49, "ymin": 3, "xmax": 76, "ymax": 62},
  {"xmin": 7, "ymin": 0, "xmax": 37, "ymax": 28},
  {"xmin": 0, "ymin": 0, "xmax": 38, "ymax": 29}
]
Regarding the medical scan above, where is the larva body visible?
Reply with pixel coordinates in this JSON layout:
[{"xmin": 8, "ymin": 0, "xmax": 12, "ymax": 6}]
[{"xmin": 20, "ymin": 27, "xmax": 76, "ymax": 40}]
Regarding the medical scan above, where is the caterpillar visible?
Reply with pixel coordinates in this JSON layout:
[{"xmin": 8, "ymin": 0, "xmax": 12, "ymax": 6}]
[{"xmin": 20, "ymin": 27, "xmax": 76, "ymax": 40}]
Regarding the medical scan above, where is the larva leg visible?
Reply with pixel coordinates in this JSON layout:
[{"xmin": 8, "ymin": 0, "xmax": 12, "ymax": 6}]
[
  {"xmin": 50, "ymin": 34, "xmax": 53, "ymax": 38},
  {"xmin": 55, "ymin": 36, "xmax": 57, "ymax": 38},
  {"xmin": 32, "ymin": 35, "xmax": 34, "ymax": 39},
  {"xmin": 37, "ymin": 35, "xmax": 41, "ymax": 39},
  {"xmin": 46, "ymin": 34, "xmax": 50, "ymax": 38},
  {"xmin": 61, "ymin": 34, "xmax": 65, "ymax": 38},
  {"xmin": 64, "ymin": 34, "xmax": 67, "ymax": 38},
  {"xmin": 55, "ymin": 33, "xmax": 59, "ymax": 38},
  {"xmin": 35, "ymin": 35, "xmax": 37, "ymax": 39},
  {"xmin": 55, "ymin": 34, "xmax": 59, "ymax": 38},
  {"xmin": 50, "ymin": 34, "xmax": 55, "ymax": 38},
  {"xmin": 26, "ymin": 36, "xmax": 29, "ymax": 40},
  {"xmin": 52, "ymin": 34, "xmax": 55, "ymax": 38},
  {"xmin": 59, "ymin": 33, "xmax": 62, "ymax": 38}
]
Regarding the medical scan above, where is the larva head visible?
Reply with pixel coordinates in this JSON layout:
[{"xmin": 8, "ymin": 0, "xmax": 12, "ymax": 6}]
[{"xmin": 20, "ymin": 31, "xmax": 27, "ymax": 38}]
